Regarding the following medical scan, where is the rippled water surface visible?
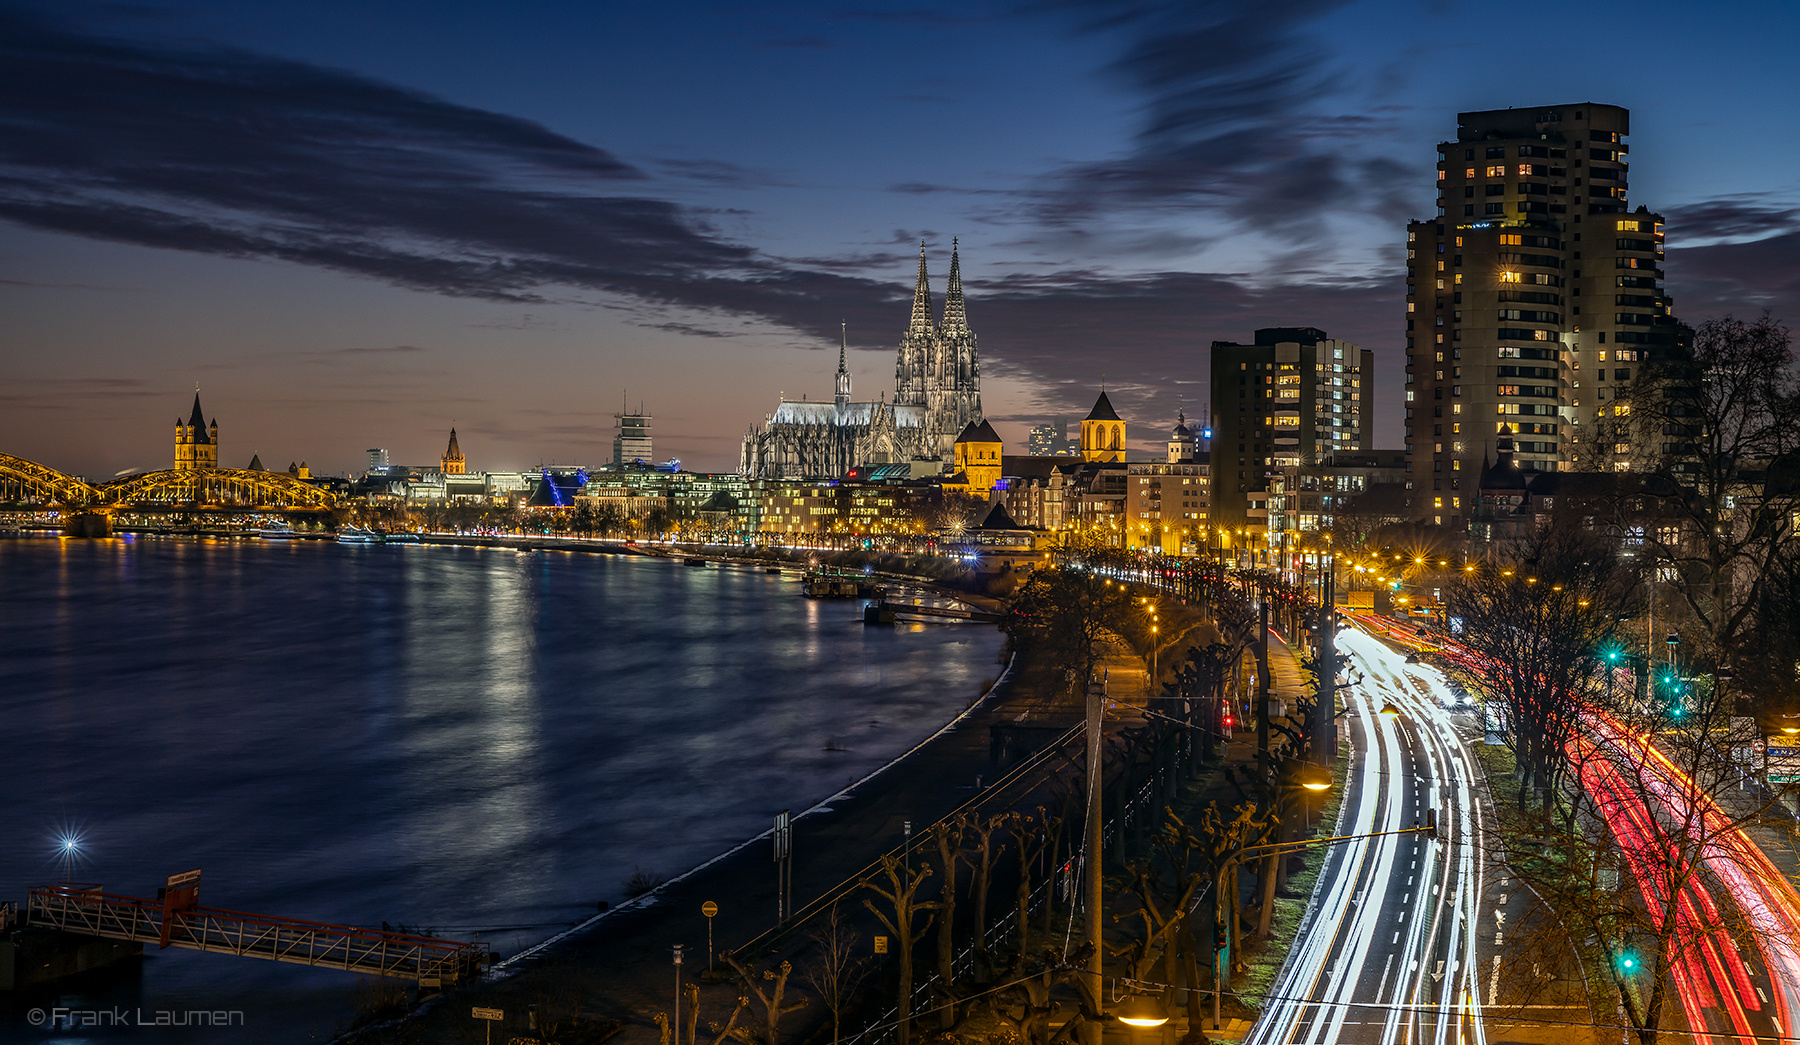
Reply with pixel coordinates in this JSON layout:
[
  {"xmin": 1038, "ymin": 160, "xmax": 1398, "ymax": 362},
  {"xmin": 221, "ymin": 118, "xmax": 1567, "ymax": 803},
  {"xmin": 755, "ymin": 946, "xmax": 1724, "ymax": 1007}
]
[{"xmin": 0, "ymin": 537, "xmax": 1001, "ymax": 1044}]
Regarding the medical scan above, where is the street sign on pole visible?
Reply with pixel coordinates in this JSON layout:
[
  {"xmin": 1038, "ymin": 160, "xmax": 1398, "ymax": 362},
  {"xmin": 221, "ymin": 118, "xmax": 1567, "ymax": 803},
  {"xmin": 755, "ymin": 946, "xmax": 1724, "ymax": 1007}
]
[
  {"xmin": 702, "ymin": 901, "xmax": 718, "ymax": 969},
  {"xmin": 471, "ymin": 1006, "xmax": 503, "ymax": 1045},
  {"xmin": 772, "ymin": 811, "xmax": 792, "ymax": 921}
]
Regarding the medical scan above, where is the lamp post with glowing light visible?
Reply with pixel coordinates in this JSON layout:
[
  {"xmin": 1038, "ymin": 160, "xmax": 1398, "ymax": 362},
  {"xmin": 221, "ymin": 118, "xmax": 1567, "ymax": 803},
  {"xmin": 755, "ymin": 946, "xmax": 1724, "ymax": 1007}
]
[{"xmin": 58, "ymin": 836, "xmax": 80, "ymax": 883}]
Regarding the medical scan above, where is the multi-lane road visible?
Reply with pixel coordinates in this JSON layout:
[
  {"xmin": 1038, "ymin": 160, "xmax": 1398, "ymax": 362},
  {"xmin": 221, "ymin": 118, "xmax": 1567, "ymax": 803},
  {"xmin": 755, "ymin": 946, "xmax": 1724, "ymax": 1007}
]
[{"xmin": 1248, "ymin": 625, "xmax": 1493, "ymax": 1045}]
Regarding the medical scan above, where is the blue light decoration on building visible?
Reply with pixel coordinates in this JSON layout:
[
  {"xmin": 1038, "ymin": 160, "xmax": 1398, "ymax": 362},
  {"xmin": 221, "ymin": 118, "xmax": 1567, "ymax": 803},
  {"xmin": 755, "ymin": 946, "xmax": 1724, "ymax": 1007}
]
[{"xmin": 535, "ymin": 468, "xmax": 590, "ymax": 507}]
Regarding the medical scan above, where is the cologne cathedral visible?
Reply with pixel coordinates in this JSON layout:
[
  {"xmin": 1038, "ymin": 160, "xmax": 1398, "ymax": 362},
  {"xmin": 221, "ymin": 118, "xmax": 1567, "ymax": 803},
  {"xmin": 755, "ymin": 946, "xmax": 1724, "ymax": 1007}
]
[{"xmin": 739, "ymin": 241, "xmax": 983, "ymax": 480}]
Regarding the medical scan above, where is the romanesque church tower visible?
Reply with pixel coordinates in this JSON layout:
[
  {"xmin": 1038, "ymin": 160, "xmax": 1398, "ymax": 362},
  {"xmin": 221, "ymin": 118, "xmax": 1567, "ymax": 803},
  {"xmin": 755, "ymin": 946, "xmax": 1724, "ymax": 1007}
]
[{"xmin": 174, "ymin": 391, "xmax": 218, "ymax": 471}]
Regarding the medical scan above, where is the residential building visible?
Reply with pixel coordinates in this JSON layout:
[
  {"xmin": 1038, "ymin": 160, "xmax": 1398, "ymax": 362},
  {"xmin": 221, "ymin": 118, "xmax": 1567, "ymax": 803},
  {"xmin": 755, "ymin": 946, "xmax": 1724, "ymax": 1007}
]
[
  {"xmin": 1406, "ymin": 103, "xmax": 1681, "ymax": 529},
  {"xmin": 1209, "ymin": 328, "xmax": 1373, "ymax": 539}
]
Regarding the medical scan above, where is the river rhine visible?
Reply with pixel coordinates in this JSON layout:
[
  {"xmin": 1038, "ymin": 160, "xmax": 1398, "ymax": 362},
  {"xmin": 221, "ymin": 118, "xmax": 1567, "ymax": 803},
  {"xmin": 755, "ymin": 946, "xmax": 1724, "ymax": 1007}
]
[{"xmin": 0, "ymin": 537, "xmax": 1004, "ymax": 1044}]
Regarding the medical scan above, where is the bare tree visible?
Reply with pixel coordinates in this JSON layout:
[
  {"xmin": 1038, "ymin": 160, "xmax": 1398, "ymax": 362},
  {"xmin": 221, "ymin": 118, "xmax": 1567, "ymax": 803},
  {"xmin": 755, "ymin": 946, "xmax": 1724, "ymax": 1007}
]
[
  {"xmin": 1445, "ymin": 523, "xmax": 1633, "ymax": 815},
  {"xmin": 720, "ymin": 955, "xmax": 808, "ymax": 1045},
  {"xmin": 860, "ymin": 853, "xmax": 938, "ymax": 1045},
  {"xmin": 1623, "ymin": 312, "xmax": 1800, "ymax": 665},
  {"xmin": 959, "ymin": 812, "xmax": 1008, "ymax": 969},
  {"xmin": 800, "ymin": 903, "xmax": 869, "ymax": 1045}
]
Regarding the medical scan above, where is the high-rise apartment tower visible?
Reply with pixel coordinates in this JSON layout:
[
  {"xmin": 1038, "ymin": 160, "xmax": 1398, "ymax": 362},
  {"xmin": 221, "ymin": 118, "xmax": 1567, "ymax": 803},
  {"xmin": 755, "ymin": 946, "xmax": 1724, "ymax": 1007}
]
[
  {"xmin": 1405, "ymin": 104, "xmax": 1678, "ymax": 527},
  {"xmin": 1209, "ymin": 328, "xmax": 1373, "ymax": 536}
]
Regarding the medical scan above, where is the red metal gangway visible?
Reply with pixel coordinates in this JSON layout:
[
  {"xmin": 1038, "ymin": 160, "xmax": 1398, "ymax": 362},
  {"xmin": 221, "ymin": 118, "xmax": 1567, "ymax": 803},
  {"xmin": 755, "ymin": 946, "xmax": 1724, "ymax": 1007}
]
[{"xmin": 28, "ymin": 884, "xmax": 488, "ymax": 985}]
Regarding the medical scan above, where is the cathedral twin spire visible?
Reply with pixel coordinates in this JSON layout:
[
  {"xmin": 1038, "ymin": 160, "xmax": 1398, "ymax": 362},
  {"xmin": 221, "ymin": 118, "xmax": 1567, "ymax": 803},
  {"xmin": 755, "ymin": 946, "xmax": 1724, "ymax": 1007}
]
[{"xmin": 907, "ymin": 238, "xmax": 969, "ymax": 335}]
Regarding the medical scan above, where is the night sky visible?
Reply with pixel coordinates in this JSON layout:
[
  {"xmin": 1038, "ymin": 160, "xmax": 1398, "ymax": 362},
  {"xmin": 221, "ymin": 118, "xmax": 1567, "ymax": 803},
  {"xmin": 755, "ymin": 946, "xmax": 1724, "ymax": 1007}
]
[{"xmin": 4, "ymin": 0, "xmax": 1798, "ymax": 477}]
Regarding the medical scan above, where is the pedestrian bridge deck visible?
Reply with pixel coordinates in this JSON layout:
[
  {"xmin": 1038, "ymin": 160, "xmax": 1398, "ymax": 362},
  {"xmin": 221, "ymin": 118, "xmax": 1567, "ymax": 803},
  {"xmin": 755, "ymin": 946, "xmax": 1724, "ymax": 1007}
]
[{"xmin": 28, "ymin": 885, "xmax": 487, "ymax": 984}]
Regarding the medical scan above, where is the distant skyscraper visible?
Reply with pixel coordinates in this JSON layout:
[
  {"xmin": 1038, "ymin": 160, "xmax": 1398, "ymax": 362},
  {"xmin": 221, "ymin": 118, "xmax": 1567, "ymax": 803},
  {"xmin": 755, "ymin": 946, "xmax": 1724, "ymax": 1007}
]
[
  {"xmin": 1208, "ymin": 328, "xmax": 1372, "ymax": 535},
  {"xmin": 1405, "ymin": 103, "xmax": 1678, "ymax": 527},
  {"xmin": 173, "ymin": 391, "xmax": 218, "ymax": 471},
  {"xmin": 1028, "ymin": 419, "xmax": 1073, "ymax": 456},
  {"xmin": 366, "ymin": 448, "xmax": 388, "ymax": 474},
  {"xmin": 614, "ymin": 401, "xmax": 652, "ymax": 469}
]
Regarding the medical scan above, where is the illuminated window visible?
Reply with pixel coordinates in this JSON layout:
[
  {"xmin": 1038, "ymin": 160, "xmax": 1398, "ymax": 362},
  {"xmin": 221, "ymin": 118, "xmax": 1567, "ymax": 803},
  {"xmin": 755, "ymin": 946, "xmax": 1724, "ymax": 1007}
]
[
  {"xmin": 1465, "ymin": 168, "xmax": 1476, "ymax": 179},
  {"xmin": 1434, "ymin": 497, "xmax": 1443, "ymax": 508},
  {"xmin": 1452, "ymin": 497, "xmax": 1461, "ymax": 508},
  {"xmin": 1486, "ymin": 165, "xmax": 1504, "ymax": 177},
  {"xmin": 1454, "ymin": 273, "xmax": 1463, "ymax": 285},
  {"xmin": 1500, "ymin": 271, "xmax": 1521, "ymax": 283},
  {"xmin": 1617, "ymin": 220, "xmax": 1640, "ymax": 232},
  {"xmin": 1500, "ymin": 234, "xmax": 1522, "ymax": 245},
  {"xmin": 1437, "ymin": 169, "xmax": 1446, "ymax": 181},
  {"xmin": 1517, "ymin": 164, "xmax": 1531, "ymax": 176}
]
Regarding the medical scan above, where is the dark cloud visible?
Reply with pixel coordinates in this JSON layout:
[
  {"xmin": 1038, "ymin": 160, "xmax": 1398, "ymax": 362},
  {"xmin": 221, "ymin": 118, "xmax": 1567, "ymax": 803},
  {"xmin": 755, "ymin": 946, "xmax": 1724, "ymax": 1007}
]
[
  {"xmin": 1026, "ymin": 1, "xmax": 1421, "ymax": 238},
  {"xmin": 652, "ymin": 158, "xmax": 793, "ymax": 189},
  {"xmin": 1666, "ymin": 234, "xmax": 1800, "ymax": 323},
  {"xmin": 0, "ymin": 9, "xmax": 762, "ymax": 305},
  {"xmin": 0, "ymin": 6, "xmax": 1414, "ymax": 450},
  {"xmin": 321, "ymin": 345, "xmax": 429, "ymax": 356},
  {"xmin": 1660, "ymin": 198, "xmax": 1800, "ymax": 325},
  {"xmin": 1664, "ymin": 198, "xmax": 1800, "ymax": 243}
]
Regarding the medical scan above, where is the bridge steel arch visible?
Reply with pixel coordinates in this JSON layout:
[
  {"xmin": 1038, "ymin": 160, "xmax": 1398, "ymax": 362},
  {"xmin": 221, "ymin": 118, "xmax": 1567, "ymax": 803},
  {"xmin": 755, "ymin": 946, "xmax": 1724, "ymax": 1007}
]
[
  {"xmin": 100, "ymin": 469, "xmax": 338, "ymax": 510},
  {"xmin": 0, "ymin": 453, "xmax": 101, "ymax": 506}
]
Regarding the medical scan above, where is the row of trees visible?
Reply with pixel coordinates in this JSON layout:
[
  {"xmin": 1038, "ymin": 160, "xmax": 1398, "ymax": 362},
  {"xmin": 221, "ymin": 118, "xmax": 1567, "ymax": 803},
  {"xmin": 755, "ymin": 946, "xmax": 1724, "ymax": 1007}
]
[{"xmin": 1444, "ymin": 520, "xmax": 1798, "ymax": 1045}]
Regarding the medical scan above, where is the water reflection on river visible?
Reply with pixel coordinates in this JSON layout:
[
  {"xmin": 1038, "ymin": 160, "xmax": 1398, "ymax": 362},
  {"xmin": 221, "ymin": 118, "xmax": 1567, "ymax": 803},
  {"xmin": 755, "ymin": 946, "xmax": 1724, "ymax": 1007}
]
[{"xmin": 0, "ymin": 538, "xmax": 1001, "ymax": 1045}]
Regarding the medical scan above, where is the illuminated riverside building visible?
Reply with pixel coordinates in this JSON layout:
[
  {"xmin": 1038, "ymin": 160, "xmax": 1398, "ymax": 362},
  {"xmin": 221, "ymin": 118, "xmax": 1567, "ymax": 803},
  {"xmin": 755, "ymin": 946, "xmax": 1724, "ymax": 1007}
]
[
  {"xmin": 1405, "ymin": 103, "xmax": 1680, "ymax": 528},
  {"xmin": 740, "ymin": 242, "xmax": 983, "ymax": 480},
  {"xmin": 1209, "ymin": 328, "xmax": 1373, "ymax": 539},
  {"xmin": 173, "ymin": 392, "xmax": 218, "ymax": 471},
  {"xmin": 1123, "ymin": 414, "xmax": 1210, "ymax": 555}
]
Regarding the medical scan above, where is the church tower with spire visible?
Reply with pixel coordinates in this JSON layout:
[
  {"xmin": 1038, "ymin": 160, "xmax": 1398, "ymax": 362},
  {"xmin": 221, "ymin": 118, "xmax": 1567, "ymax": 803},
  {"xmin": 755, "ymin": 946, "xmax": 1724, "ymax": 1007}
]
[
  {"xmin": 740, "ymin": 238, "xmax": 983, "ymax": 480},
  {"xmin": 174, "ymin": 391, "xmax": 218, "ymax": 471},
  {"xmin": 834, "ymin": 323, "xmax": 852, "ymax": 415},
  {"xmin": 441, "ymin": 428, "xmax": 466, "ymax": 474},
  {"xmin": 937, "ymin": 237, "xmax": 981, "ymax": 446},
  {"xmin": 895, "ymin": 242, "xmax": 933, "ymax": 410}
]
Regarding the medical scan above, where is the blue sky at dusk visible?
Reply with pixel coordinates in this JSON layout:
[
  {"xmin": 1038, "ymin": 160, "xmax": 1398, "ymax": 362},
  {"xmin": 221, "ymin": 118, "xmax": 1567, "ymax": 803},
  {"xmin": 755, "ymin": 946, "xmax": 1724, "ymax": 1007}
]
[{"xmin": 4, "ymin": 0, "xmax": 1798, "ymax": 476}]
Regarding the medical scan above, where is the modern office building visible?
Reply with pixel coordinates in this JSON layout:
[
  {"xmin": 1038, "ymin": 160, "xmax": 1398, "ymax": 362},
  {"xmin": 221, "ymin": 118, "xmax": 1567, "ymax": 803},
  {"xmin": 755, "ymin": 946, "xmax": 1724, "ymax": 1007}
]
[
  {"xmin": 1209, "ymin": 328, "xmax": 1373, "ymax": 537},
  {"xmin": 1405, "ymin": 103, "xmax": 1679, "ymax": 528},
  {"xmin": 1027, "ymin": 419, "xmax": 1074, "ymax": 457},
  {"xmin": 613, "ymin": 403, "xmax": 652, "ymax": 469}
]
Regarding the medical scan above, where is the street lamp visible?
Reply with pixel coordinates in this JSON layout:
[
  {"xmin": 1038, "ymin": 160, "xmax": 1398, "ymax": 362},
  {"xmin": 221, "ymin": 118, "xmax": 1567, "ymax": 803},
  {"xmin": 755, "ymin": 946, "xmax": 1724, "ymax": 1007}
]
[{"xmin": 1115, "ymin": 994, "xmax": 1169, "ymax": 1029}]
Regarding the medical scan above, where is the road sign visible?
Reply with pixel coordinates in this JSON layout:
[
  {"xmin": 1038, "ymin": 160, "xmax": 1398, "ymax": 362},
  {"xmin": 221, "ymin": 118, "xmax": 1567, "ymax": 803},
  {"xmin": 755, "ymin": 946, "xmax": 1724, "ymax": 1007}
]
[
  {"xmin": 472, "ymin": 1008, "xmax": 504, "ymax": 1021},
  {"xmin": 874, "ymin": 936, "xmax": 889, "ymax": 954},
  {"xmin": 165, "ymin": 868, "xmax": 202, "ymax": 888},
  {"xmin": 702, "ymin": 901, "xmax": 718, "ymax": 918}
]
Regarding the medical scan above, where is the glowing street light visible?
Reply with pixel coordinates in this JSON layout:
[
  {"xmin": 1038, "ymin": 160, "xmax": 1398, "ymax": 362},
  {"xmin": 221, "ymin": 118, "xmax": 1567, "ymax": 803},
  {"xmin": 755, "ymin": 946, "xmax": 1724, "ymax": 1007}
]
[
  {"xmin": 1115, "ymin": 994, "xmax": 1169, "ymax": 1028},
  {"xmin": 57, "ymin": 834, "xmax": 82, "ymax": 882}
]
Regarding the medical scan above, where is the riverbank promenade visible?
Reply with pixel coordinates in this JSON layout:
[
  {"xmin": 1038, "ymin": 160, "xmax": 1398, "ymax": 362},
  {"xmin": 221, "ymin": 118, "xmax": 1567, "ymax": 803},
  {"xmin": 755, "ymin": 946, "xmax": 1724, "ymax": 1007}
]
[{"xmin": 346, "ymin": 615, "xmax": 1320, "ymax": 1045}]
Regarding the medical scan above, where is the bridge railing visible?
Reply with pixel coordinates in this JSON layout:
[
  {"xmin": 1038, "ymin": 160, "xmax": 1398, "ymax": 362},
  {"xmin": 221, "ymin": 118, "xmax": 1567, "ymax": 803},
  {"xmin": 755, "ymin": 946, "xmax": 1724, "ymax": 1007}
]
[{"xmin": 28, "ymin": 885, "xmax": 487, "ymax": 984}]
